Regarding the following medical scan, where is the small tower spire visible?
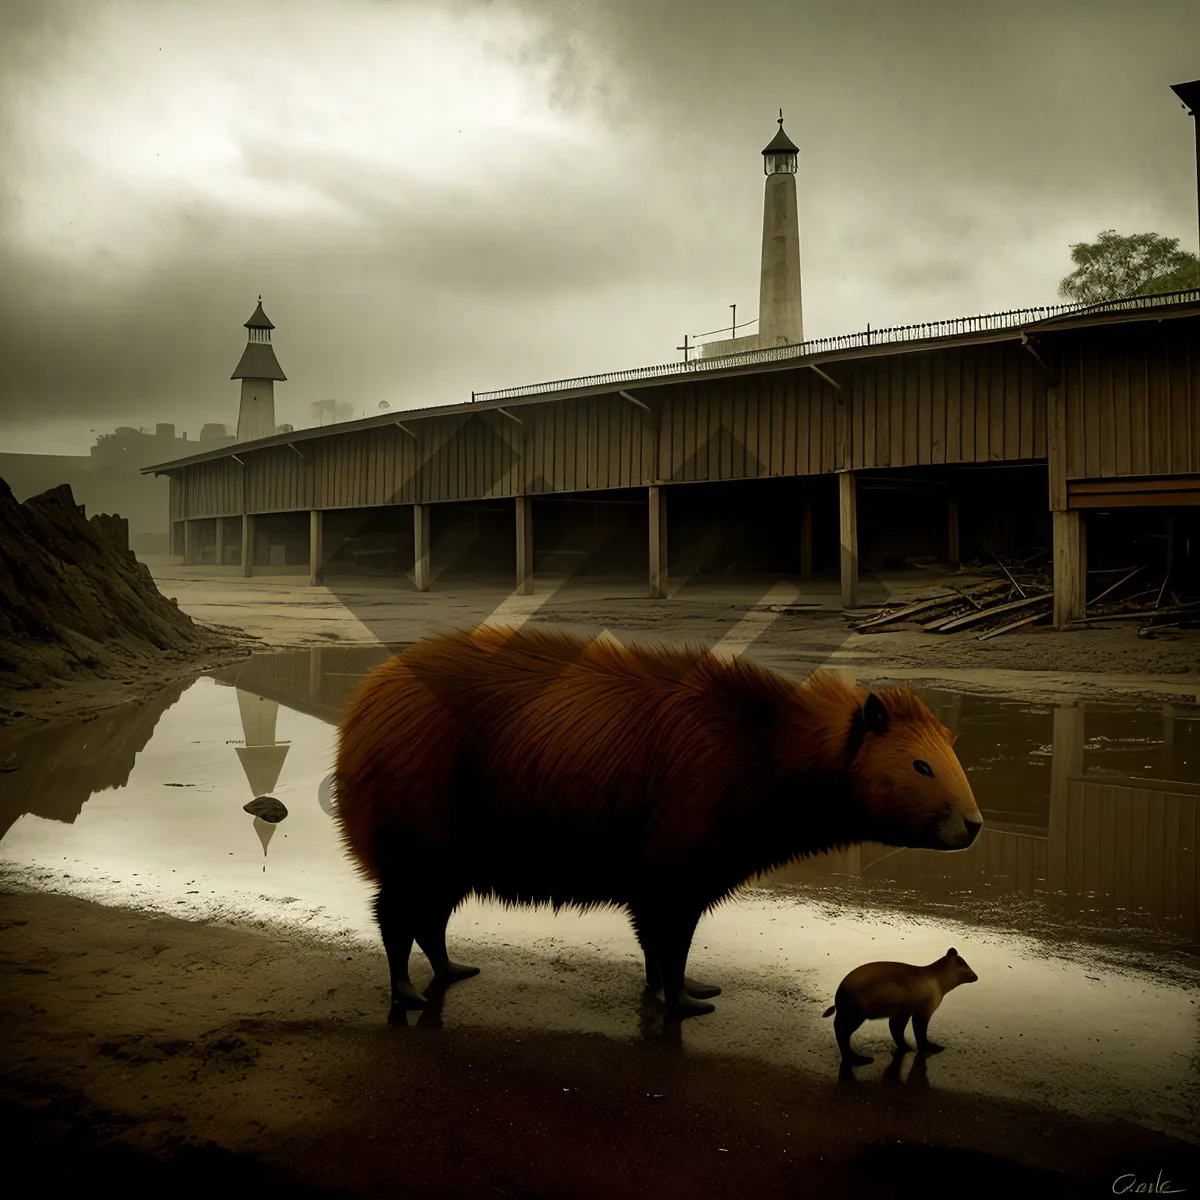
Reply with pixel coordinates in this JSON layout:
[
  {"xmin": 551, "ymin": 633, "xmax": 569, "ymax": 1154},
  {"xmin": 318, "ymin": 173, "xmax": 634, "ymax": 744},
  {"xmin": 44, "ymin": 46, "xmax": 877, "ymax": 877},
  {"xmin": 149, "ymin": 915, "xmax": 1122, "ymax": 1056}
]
[
  {"xmin": 757, "ymin": 111, "xmax": 803, "ymax": 346},
  {"xmin": 231, "ymin": 297, "xmax": 286, "ymax": 443}
]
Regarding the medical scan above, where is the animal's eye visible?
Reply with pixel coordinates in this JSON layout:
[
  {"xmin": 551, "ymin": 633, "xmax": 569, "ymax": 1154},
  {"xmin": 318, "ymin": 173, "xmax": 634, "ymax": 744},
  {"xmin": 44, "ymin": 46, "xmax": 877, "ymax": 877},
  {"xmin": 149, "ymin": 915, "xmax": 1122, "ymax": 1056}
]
[{"xmin": 913, "ymin": 759, "xmax": 934, "ymax": 778}]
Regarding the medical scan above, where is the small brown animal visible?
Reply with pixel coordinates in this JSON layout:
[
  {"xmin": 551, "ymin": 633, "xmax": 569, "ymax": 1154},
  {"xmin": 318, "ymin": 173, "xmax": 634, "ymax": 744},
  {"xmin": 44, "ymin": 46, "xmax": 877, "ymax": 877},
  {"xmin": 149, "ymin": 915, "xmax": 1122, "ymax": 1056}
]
[
  {"xmin": 334, "ymin": 625, "xmax": 982, "ymax": 1021},
  {"xmin": 822, "ymin": 947, "xmax": 979, "ymax": 1064}
]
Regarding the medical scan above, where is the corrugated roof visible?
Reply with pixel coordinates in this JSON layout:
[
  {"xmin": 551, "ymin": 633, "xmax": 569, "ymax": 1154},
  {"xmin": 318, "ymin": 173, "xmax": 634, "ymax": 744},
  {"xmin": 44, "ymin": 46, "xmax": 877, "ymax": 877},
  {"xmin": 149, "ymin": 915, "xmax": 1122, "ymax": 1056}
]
[{"xmin": 230, "ymin": 342, "xmax": 287, "ymax": 382}]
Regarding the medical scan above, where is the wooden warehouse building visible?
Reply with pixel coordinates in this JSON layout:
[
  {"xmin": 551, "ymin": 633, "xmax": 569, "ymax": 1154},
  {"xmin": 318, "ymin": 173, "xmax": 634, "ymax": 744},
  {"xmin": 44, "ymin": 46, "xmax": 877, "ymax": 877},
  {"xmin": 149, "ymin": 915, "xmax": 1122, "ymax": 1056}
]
[{"xmin": 145, "ymin": 288, "xmax": 1200, "ymax": 628}]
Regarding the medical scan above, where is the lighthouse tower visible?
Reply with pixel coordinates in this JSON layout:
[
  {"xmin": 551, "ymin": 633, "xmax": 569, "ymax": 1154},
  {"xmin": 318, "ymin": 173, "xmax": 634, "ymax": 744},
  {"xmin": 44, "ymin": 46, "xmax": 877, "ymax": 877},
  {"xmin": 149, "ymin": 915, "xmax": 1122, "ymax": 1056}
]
[
  {"xmin": 757, "ymin": 111, "xmax": 804, "ymax": 346},
  {"xmin": 231, "ymin": 297, "xmax": 286, "ymax": 443},
  {"xmin": 699, "ymin": 112, "xmax": 804, "ymax": 360}
]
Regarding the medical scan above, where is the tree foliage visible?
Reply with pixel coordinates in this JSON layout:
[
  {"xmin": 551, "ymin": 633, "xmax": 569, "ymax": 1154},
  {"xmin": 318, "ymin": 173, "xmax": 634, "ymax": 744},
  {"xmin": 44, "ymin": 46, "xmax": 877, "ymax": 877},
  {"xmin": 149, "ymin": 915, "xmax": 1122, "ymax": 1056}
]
[{"xmin": 1057, "ymin": 230, "xmax": 1200, "ymax": 306}]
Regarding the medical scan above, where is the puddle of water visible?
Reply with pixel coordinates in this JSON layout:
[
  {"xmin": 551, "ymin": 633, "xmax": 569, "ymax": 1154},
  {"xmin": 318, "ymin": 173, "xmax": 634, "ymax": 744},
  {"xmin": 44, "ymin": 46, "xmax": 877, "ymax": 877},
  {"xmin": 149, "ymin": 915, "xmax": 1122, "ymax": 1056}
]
[{"xmin": 1, "ymin": 645, "xmax": 1197, "ymax": 1143}]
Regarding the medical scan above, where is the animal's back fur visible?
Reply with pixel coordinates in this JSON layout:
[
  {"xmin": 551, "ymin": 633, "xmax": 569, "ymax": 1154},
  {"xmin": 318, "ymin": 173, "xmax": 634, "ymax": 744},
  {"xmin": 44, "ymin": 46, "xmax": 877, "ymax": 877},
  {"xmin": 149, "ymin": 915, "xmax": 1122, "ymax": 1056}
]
[{"xmin": 334, "ymin": 625, "xmax": 884, "ymax": 912}]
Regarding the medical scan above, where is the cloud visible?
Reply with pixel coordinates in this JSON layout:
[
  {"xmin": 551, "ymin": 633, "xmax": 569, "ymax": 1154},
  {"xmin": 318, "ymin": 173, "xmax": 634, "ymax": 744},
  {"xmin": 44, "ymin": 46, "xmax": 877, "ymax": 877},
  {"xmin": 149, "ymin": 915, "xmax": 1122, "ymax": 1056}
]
[{"xmin": 1, "ymin": 0, "xmax": 1197, "ymax": 451}]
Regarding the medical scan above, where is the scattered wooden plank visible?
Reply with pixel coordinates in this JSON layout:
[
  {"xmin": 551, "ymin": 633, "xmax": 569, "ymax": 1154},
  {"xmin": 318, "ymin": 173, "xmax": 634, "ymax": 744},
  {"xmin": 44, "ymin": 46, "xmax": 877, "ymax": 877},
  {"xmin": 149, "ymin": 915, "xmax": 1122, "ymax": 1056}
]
[
  {"xmin": 921, "ymin": 592, "xmax": 1017, "ymax": 630},
  {"xmin": 1073, "ymin": 600, "xmax": 1200, "ymax": 625},
  {"xmin": 934, "ymin": 591, "xmax": 1052, "ymax": 633},
  {"xmin": 975, "ymin": 611, "xmax": 1049, "ymax": 641},
  {"xmin": 1086, "ymin": 565, "xmax": 1143, "ymax": 609},
  {"xmin": 851, "ymin": 591, "xmax": 962, "ymax": 629}
]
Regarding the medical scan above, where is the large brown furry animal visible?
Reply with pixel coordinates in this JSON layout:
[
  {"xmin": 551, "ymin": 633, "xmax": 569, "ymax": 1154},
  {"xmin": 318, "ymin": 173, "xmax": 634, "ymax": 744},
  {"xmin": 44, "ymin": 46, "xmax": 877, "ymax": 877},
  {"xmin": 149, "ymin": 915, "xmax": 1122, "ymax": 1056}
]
[{"xmin": 334, "ymin": 625, "xmax": 982, "ymax": 1020}]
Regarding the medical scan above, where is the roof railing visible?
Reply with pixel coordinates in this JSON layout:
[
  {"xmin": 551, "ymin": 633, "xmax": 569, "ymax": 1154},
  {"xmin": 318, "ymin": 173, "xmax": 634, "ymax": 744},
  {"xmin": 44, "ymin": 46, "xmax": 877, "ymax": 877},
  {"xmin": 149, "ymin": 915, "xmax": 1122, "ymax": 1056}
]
[{"xmin": 469, "ymin": 288, "xmax": 1200, "ymax": 404}]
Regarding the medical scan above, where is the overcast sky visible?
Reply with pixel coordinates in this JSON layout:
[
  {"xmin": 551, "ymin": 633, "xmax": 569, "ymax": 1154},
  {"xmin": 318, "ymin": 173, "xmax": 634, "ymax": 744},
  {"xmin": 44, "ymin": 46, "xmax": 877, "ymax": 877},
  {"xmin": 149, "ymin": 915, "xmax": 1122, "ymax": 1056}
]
[{"xmin": 1, "ymin": 0, "xmax": 1197, "ymax": 455}]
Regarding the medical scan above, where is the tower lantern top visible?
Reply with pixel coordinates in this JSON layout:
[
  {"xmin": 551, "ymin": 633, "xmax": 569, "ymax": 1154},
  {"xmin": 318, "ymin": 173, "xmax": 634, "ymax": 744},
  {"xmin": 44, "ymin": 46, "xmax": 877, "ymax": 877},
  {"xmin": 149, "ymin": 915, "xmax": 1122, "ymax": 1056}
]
[
  {"xmin": 244, "ymin": 296, "xmax": 275, "ymax": 331},
  {"xmin": 231, "ymin": 295, "xmax": 286, "ymax": 382},
  {"xmin": 762, "ymin": 109, "xmax": 799, "ymax": 175}
]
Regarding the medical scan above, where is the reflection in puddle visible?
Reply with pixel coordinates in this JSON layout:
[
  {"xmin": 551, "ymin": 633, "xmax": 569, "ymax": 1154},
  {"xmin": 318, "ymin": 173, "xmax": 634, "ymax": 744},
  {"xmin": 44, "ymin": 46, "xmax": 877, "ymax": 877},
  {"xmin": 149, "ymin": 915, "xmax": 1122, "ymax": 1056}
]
[{"xmin": 1, "ymin": 645, "xmax": 1197, "ymax": 1142}]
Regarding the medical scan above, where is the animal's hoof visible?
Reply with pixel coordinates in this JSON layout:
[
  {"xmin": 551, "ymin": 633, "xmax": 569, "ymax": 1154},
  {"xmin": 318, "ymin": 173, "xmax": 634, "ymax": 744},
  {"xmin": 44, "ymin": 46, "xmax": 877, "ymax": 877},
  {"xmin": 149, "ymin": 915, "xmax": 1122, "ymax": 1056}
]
[
  {"xmin": 390, "ymin": 981, "xmax": 430, "ymax": 1011},
  {"xmin": 664, "ymin": 992, "xmax": 716, "ymax": 1018},
  {"xmin": 684, "ymin": 976, "xmax": 721, "ymax": 999},
  {"xmin": 919, "ymin": 1042, "xmax": 944, "ymax": 1055},
  {"xmin": 841, "ymin": 1052, "xmax": 873, "ymax": 1067},
  {"xmin": 892, "ymin": 1041, "xmax": 913, "ymax": 1053},
  {"xmin": 434, "ymin": 961, "xmax": 480, "ymax": 985}
]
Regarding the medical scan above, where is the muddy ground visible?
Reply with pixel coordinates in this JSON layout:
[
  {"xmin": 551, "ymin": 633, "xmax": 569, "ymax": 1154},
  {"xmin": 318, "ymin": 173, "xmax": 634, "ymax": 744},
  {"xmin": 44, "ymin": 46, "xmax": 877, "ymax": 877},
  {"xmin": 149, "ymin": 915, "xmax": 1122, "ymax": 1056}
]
[
  {"xmin": 2, "ymin": 890, "xmax": 1196, "ymax": 1199},
  {"xmin": 4, "ymin": 564, "xmax": 1200, "ymax": 1196},
  {"xmin": 8, "ymin": 564, "xmax": 1200, "ymax": 726},
  {"xmin": 153, "ymin": 565, "xmax": 1200, "ymax": 703}
]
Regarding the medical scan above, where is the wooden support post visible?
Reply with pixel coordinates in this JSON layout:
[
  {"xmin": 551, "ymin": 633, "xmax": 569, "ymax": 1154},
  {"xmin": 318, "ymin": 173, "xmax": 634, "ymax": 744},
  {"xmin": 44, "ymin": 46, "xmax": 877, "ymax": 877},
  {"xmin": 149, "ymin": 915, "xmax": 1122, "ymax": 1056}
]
[
  {"xmin": 183, "ymin": 520, "xmax": 198, "ymax": 566},
  {"xmin": 947, "ymin": 493, "xmax": 960, "ymax": 567},
  {"xmin": 241, "ymin": 514, "xmax": 254, "ymax": 578},
  {"xmin": 1052, "ymin": 510, "xmax": 1087, "ymax": 627},
  {"xmin": 800, "ymin": 489, "xmax": 813, "ymax": 582},
  {"xmin": 515, "ymin": 496, "xmax": 533, "ymax": 596},
  {"xmin": 309, "ymin": 509, "xmax": 324, "ymax": 587},
  {"xmin": 839, "ymin": 471, "xmax": 858, "ymax": 609},
  {"xmin": 413, "ymin": 504, "xmax": 431, "ymax": 592},
  {"xmin": 649, "ymin": 485, "xmax": 668, "ymax": 599},
  {"xmin": 214, "ymin": 516, "xmax": 226, "ymax": 566}
]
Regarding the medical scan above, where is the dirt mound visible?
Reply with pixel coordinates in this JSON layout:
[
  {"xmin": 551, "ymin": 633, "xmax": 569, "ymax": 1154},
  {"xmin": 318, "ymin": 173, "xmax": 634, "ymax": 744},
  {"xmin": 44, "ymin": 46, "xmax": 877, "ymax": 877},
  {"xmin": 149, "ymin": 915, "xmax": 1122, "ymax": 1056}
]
[{"xmin": 0, "ymin": 476, "xmax": 245, "ymax": 717}]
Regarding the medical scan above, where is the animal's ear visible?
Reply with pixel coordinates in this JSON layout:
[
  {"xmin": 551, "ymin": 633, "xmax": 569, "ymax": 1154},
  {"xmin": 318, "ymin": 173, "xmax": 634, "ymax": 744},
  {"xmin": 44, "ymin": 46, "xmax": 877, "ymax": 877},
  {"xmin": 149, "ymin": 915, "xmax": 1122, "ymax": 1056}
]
[
  {"xmin": 862, "ymin": 693, "xmax": 888, "ymax": 735},
  {"xmin": 947, "ymin": 947, "xmax": 957, "ymax": 958}
]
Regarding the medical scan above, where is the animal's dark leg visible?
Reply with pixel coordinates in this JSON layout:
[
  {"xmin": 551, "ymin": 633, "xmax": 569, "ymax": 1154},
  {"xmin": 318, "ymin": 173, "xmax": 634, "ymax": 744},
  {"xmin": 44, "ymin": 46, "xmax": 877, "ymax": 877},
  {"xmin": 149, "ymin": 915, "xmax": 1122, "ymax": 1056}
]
[
  {"xmin": 833, "ymin": 1011, "xmax": 871, "ymax": 1066},
  {"xmin": 645, "ymin": 907, "xmax": 714, "ymax": 1017},
  {"xmin": 413, "ymin": 894, "xmax": 479, "ymax": 986},
  {"xmin": 375, "ymin": 887, "xmax": 428, "ymax": 1013},
  {"xmin": 629, "ymin": 910, "xmax": 662, "ymax": 991},
  {"xmin": 629, "ymin": 908, "xmax": 720, "ymax": 1000},
  {"xmin": 912, "ymin": 1013, "xmax": 943, "ymax": 1054},
  {"xmin": 889, "ymin": 1013, "xmax": 912, "ymax": 1052}
]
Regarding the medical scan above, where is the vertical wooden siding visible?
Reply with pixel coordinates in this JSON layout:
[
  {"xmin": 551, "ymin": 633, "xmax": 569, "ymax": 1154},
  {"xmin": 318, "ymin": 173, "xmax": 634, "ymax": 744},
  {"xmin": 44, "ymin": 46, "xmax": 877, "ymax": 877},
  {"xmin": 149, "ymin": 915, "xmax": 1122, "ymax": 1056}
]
[
  {"xmin": 657, "ymin": 370, "xmax": 839, "ymax": 482},
  {"xmin": 245, "ymin": 445, "xmax": 313, "ymax": 512},
  {"xmin": 181, "ymin": 459, "xmax": 241, "ymax": 516},
  {"xmin": 1063, "ymin": 326, "xmax": 1200, "ymax": 480},
  {"xmin": 849, "ymin": 343, "xmax": 1047, "ymax": 469},
  {"xmin": 313, "ymin": 427, "xmax": 419, "ymax": 509},
  {"xmin": 523, "ymin": 394, "xmax": 651, "ymax": 493}
]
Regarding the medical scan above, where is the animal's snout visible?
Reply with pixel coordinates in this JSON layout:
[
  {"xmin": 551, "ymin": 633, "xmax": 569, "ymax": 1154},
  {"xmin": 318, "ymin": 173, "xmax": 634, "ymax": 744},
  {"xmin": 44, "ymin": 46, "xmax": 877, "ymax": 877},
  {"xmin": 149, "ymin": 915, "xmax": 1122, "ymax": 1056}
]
[{"xmin": 936, "ymin": 811, "xmax": 984, "ymax": 850}]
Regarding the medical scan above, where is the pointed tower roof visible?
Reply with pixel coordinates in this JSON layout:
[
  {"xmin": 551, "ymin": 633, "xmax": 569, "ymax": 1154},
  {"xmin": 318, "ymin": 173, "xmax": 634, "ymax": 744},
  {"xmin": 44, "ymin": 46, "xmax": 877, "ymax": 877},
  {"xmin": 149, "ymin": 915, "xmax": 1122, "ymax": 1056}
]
[
  {"xmin": 230, "ymin": 297, "xmax": 287, "ymax": 381},
  {"xmin": 762, "ymin": 111, "xmax": 799, "ymax": 156},
  {"xmin": 1170, "ymin": 79, "xmax": 1200, "ymax": 114},
  {"xmin": 230, "ymin": 345, "xmax": 286, "ymax": 380},
  {"xmin": 244, "ymin": 296, "xmax": 275, "ymax": 330}
]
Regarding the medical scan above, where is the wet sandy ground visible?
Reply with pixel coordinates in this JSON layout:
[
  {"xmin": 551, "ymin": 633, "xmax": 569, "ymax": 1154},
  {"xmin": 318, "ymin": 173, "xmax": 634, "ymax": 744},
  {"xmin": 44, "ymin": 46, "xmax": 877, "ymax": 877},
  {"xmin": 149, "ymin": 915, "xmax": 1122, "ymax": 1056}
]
[
  {"xmin": 2, "ymin": 888, "xmax": 1197, "ymax": 1199},
  {"xmin": 2, "ymin": 658, "xmax": 1199, "ymax": 1195},
  {"xmin": 149, "ymin": 565, "xmax": 1200, "ymax": 705}
]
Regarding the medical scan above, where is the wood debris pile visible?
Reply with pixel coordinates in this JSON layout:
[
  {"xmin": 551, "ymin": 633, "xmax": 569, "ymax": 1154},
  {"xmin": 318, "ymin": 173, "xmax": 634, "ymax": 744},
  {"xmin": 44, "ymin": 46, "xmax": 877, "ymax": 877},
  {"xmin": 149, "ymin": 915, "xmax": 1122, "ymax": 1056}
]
[
  {"xmin": 852, "ymin": 549, "xmax": 1054, "ymax": 640},
  {"xmin": 1069, "ymin": 566, "xmax": 1200, "ymax": 637},
  {"xmin": 849, "ymin": 547, "xmax": 1200, "ymax": 639}
]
